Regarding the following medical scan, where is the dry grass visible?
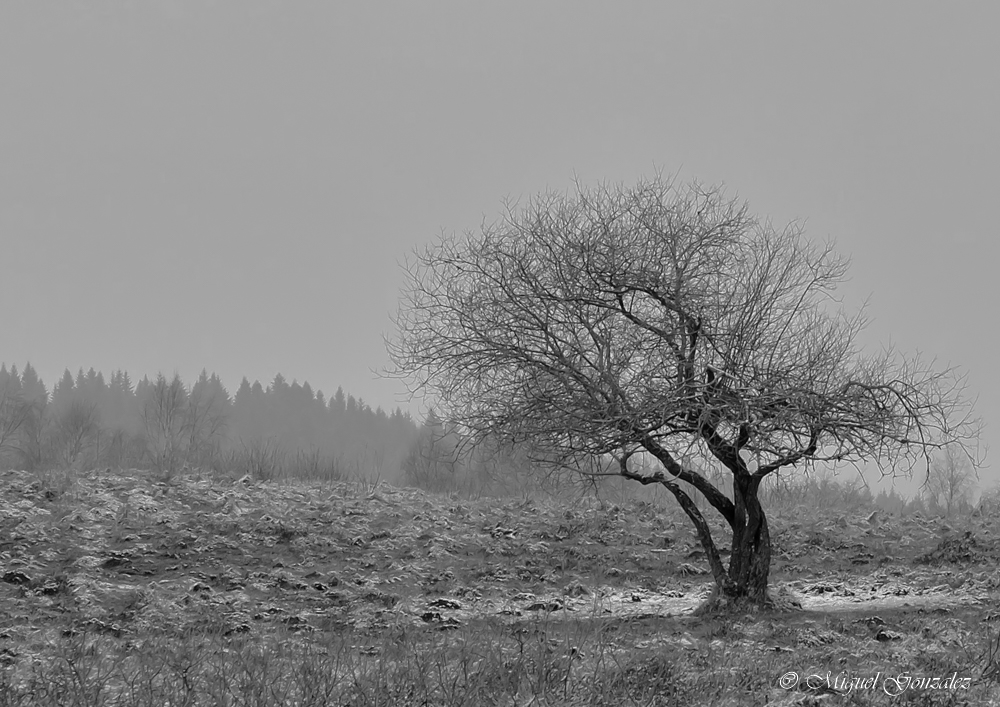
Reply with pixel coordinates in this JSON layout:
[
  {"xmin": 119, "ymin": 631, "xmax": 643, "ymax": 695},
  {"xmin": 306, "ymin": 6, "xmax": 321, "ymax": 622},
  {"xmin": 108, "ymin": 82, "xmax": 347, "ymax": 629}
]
[{"xmin": 0, "ymin": 467, "xmax": 998, "ymax": 706}]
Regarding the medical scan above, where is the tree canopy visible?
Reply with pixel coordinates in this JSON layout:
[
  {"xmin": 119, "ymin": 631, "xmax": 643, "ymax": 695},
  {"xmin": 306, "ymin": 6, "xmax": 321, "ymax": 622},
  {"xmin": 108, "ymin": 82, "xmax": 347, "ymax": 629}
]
[
  {"xmin": 390, "ymin": 176, "xmax": 981, "ymax": 602},
  {"xmin": 393, "ymin": 178, "xmax": 976, "ymax": 470}
]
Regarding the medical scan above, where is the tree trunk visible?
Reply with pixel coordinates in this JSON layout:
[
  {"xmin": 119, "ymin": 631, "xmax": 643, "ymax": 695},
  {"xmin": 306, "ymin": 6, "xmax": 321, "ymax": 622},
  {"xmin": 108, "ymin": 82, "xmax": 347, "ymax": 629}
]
[
  {"xmin": 690, "ymin": 473, "xmax": 772, "ymax": 608},
  {"xmin": 722, "ymin": 474, "xmax": 770, "ymax": 601},
  {"xmin": 618, "ymin": 450, "xmax": 774, "ymax": 607}
]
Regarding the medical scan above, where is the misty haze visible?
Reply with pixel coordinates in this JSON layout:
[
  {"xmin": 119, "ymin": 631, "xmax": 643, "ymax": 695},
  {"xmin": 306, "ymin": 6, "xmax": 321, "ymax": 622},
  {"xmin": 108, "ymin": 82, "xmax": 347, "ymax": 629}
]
[{"xmin": 1, "ymin": 4, "xmax": 998, "ymax": 705}]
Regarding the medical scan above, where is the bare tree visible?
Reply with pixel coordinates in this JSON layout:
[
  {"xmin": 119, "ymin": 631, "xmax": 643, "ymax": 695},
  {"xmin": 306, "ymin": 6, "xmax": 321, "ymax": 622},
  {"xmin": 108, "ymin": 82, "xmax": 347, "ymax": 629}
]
[
  {"xmin": 185, "ymin": 371, "xmax": 229, "ymax": 468},
  {"xmin": 54, "ymin": 400, "xmax": 101, "ymax": 468},
  {"xmin": 389, "ymin": 176, "xmax": 980, "ymax": 606},
  {"xmin": 142, "ymin": 373, "xmax": 188, "ymax": 472},
  {"xmin": 0, "ymin": 384, "xmax": 30, "ymax": 465},
  {"xmin": 401, "ymin": 409, "xmax": 462, "ymax": 492},
  {"xmin": 922, "ymin": 445, "xmax": 977, "ymax": 516}
]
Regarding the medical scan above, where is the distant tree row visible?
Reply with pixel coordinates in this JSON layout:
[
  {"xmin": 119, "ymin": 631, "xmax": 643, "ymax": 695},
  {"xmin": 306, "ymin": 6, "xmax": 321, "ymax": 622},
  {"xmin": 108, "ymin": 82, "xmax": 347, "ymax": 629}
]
[
  {"xmin": 5, "ymin": 362, "xmax": 976, "ymax": 508},
  {"xmin": 0, "ymin": 363, "xmax": 418, "ymax": 480}
]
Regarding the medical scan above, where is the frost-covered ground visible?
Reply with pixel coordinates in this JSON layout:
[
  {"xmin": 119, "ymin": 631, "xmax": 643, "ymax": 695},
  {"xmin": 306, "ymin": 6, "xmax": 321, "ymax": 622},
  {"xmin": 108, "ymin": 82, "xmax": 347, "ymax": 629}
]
[{"xmin": 1, "ymin": 467, "xmax": 998, "ymax": 705}]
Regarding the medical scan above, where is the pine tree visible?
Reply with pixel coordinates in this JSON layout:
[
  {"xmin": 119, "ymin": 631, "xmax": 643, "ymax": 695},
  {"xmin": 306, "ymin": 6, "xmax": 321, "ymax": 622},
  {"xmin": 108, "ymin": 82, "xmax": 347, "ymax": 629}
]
[
  {"xmin": 269, "ymin": 373, "xmax": 289, "ymax": 395},
  {"xmin": 20, "ymin": 363, "xmax": 48, "ymax": 405},
  {"xmin": 6, "ymin": 365, "xmax": 22, "ymax": 395},
  {"xmin": 53, "ymin": 370, "xmax": 75, "ymax": 404},
  {"xmin": 331, "ymin": 387, "xmax": 346, "ymax": 416},
  {"xmin": 234, "ymin": 377, "xmax": 253, "ymax": 407}
]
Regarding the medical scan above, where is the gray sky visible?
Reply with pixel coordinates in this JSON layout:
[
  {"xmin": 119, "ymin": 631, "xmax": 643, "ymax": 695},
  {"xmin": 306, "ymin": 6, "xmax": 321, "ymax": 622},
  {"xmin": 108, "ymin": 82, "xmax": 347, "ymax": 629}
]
[{"xmin": 2, "ymin": 3, "xmax": 996, "ymax": 482}]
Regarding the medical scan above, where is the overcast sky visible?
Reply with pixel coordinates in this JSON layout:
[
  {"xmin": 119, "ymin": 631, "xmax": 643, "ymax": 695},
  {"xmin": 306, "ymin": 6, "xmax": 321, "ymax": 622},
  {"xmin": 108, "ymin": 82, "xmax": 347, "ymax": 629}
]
[{"xmin": 2, "ymin": 3, "xmax": 996, "ymax": 482}]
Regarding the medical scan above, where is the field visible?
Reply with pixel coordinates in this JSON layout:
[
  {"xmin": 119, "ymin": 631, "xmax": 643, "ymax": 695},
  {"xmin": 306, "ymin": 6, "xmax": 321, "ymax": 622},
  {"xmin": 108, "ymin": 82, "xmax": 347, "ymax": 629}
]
[{"xmin": 1, "ymin": 467, "xmax": 998, "ymax": 706}]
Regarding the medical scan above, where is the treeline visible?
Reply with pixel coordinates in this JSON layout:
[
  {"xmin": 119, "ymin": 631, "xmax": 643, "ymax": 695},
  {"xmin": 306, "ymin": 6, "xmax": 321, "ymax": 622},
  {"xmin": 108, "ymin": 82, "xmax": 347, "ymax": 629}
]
[
  {"xmin": 0, "ymin": 362, "xmax": 418, "ymax": 480},
  {"xmin": 3, "ymin": 363, "xmax": 981, "ymax": 507}
]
